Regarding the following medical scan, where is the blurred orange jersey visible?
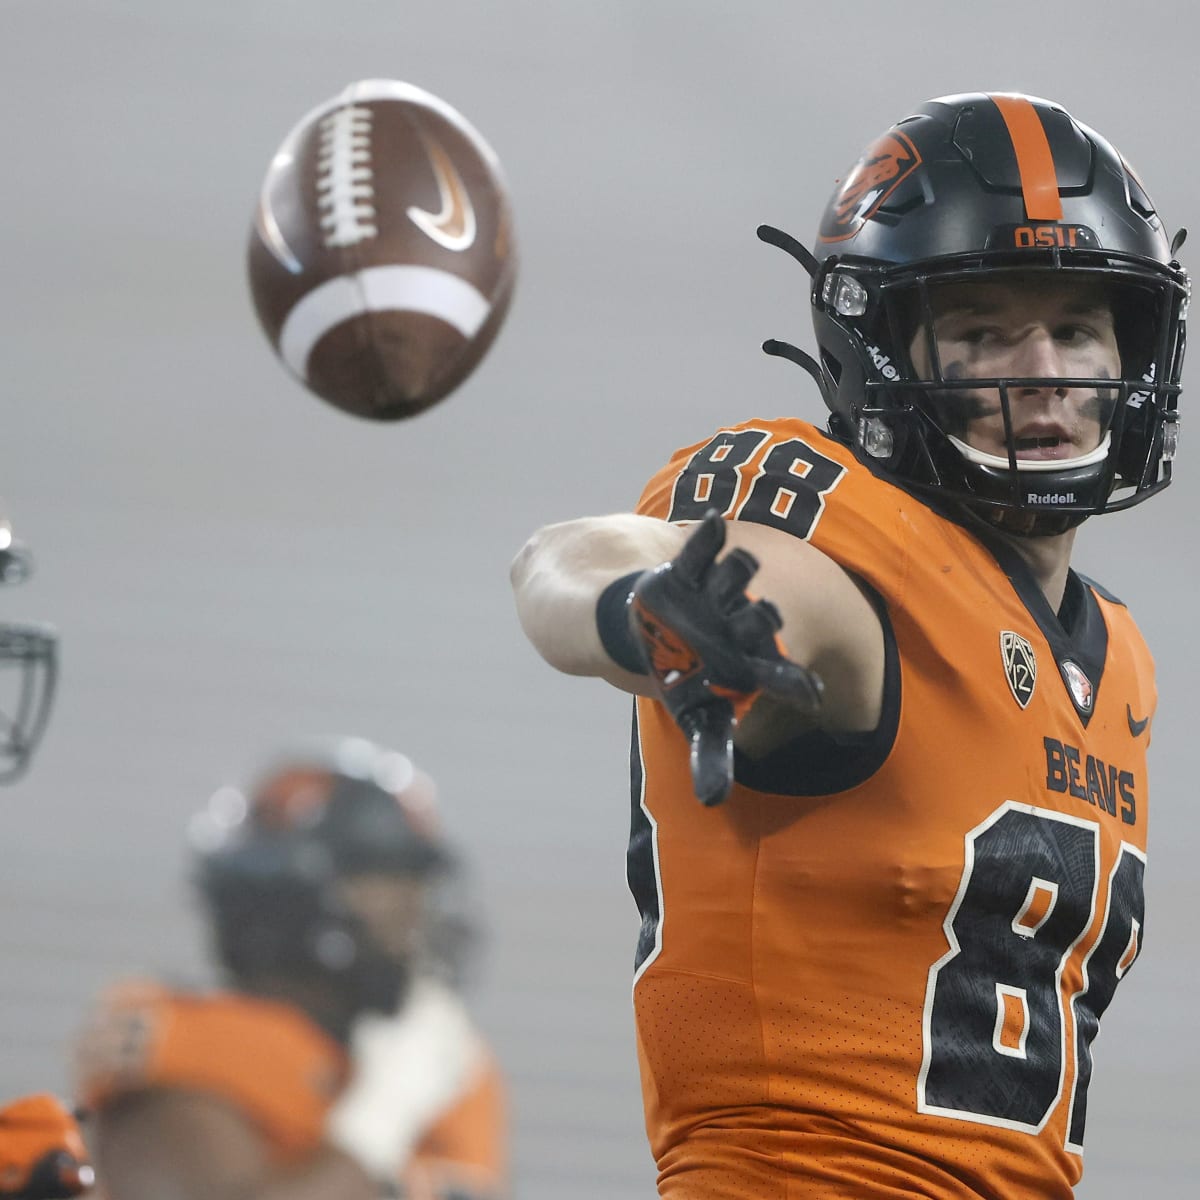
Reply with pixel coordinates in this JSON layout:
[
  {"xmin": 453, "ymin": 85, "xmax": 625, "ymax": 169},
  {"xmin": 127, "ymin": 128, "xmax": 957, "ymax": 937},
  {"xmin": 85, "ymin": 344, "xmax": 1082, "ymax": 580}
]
[
  {"xmin": 78, "ymin": 981, "xmax": 506, "ymax": 1193},
  {"xmin": 77, "ymin": 981, "xmax": 348, "ymax": 1162},
  {"xmin": 630, "ymin": 419, "xmax": 1153, "ymax": 1199}
]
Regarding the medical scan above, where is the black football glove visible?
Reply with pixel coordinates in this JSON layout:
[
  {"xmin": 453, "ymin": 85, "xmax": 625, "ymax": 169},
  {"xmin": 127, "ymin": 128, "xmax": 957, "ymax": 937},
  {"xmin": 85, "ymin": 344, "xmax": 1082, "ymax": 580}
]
[{"xmin": 628, "ymin": 511, "xmax": 823, "ymax": 805}]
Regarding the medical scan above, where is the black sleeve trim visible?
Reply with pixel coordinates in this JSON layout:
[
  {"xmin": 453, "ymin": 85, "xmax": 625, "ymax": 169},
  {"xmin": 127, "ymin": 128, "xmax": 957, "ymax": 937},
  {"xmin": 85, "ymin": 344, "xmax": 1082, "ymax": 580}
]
[
  {"xmin": 732, "ymin": 579, "xmax": 901, "ymax": 797},
  {"xmin": 595, "ymin": 571, "xmax": 648, "ymax": 675}
]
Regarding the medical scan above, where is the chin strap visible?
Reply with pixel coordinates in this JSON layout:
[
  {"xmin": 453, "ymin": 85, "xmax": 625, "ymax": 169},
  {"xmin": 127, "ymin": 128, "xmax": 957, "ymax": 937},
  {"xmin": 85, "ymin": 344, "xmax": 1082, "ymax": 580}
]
[{"xmin": 975, "ymin": 503, "xmax": 1088, "ymax": 538}]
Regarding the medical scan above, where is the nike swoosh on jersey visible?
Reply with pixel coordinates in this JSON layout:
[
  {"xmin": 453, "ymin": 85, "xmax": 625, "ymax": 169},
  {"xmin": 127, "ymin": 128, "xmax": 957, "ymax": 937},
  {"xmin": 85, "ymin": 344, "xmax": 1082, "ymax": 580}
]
[
  {"xmin": 407, "ymin": 138, "xmax": 477, "ymax": 251},
  {"xmin": 1126, "ymin": 704, "xmax": 1150, "ymax": 737}
]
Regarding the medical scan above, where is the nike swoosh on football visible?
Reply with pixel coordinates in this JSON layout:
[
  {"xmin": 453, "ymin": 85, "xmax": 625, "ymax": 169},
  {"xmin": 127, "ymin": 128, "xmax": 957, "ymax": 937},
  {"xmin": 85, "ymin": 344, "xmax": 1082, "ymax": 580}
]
[
  {"xmin": 407, "ymin": 138, "xmax": 477, "ymax": 252},
  {"xmin": 1126, "ymin": 704, "xmax": 1150, "ymax": 737}
]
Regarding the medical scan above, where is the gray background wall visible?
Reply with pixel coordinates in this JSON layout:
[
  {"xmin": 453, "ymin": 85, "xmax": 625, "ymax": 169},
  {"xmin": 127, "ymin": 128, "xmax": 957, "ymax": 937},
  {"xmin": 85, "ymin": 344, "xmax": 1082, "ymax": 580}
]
[{"xmin": 2, "ymin": 2, "xmax": 1195, "ymax": 1196}]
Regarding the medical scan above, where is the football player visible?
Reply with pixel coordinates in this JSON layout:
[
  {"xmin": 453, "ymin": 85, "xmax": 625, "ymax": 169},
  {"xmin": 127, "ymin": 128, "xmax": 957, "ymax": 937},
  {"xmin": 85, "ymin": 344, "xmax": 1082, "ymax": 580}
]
[
  {"xmin": 511, "ymin": 93, "xmax": 1185, "ymax": 1197},
  {"xmin": 1, "ymin": 533, "xmax": 72, "ymax": 1200},
  {"xmin": 74, "ymin": 738, "xmax": 506, "ymax": 1200},
  {"xmin": 0, "ymin": 513, "xmax": 57, "ymax": 783},
  {"xmin": 0, "ymin": 1094, "xmax": 92, "ymax": 1199}
]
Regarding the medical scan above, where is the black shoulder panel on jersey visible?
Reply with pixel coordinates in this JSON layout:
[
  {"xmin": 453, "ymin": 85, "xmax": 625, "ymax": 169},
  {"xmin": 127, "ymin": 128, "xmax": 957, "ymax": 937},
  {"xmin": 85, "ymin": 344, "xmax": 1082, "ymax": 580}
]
[
  {"xmin": 1076, "ymin": 573, "xmax": 1127, "ymax": 608},
  {"xmin": 627, "ymin": 705, "xmax": 660, "ymax": 972},
  {"xmin": 732, "ymin": 578, "xmax": 900, "ymax": 797}
]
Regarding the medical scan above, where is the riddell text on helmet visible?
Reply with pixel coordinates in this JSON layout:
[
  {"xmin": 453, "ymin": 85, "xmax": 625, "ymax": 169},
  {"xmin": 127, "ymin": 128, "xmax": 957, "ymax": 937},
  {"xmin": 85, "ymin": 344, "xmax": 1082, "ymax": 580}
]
[{"xmin": 1026, "ymin": 492, "xmax": 1078, "ymax": 504}]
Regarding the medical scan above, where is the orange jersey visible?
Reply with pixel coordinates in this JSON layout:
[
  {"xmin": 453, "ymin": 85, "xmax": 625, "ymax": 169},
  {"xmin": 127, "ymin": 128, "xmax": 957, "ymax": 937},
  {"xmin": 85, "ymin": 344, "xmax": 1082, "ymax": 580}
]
[
  {"xmin": 78, "ymin": 981, "xmax": 506, "ymax": 1194},
  {"xmin": 630, "ymin": 419, "xmax": 1154, "ymax": 1198},
  {"xmin": 77, "ymin": 981, "xmax": 349, "ymax": 1162}
]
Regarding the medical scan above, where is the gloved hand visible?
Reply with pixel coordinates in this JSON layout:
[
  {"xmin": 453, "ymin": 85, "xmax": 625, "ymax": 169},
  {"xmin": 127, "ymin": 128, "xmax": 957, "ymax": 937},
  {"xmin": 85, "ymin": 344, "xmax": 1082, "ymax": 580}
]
[{"xmin": 629, "ymin": 511, "xmax": 823, "ymax": 805}]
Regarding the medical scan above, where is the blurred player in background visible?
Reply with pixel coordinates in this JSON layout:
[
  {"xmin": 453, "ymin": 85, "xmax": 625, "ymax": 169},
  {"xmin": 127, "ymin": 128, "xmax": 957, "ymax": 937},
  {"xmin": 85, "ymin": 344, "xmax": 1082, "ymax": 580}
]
[
  {"xmin": 0, "ymin": 520, "xmax": 73, "ymax": 1198},
  {"xmin": 512, "ymin": 92, "xmax": 1186, "ymax": 1196},
  {"xmin": 75, "ymin": 738, "xmax": 506, "ymax": 1200},
  {"xmin": 0, "ymin": 512, "xmax": 57, "ymax": 784}
]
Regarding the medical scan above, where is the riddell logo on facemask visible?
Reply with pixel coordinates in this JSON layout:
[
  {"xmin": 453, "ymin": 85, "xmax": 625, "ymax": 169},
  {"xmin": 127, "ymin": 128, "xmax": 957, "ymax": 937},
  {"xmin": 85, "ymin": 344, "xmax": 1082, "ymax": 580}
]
[
  {"xmin": 864, "ymin": 344, "xmax": 900, "ymax": 381},
  {"xmin": 1027, "ymin": 491, "xmax": 1077, "ymax": 504},
  {"xmin": 1127, "ymin": 365, "xmax": 1157, "ymax": 411}
]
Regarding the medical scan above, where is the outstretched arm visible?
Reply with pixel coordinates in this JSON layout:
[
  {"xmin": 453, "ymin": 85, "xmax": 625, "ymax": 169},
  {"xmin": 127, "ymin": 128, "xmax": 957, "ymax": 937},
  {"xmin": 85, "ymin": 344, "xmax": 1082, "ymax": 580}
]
[
  {"xmin": 511, "ymin": 511, "xmax": 885, "ymax": 776},
  {"xmin": 511, "ymin": 513, "xmax": 690, "ymax": 693}
]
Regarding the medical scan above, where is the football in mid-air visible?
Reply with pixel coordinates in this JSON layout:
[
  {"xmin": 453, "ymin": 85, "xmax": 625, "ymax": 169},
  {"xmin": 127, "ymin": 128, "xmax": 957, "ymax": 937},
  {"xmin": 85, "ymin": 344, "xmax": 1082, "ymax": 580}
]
[{"xmin": 247, "ymin": 79, "xmax": 517, "ymax": 421}]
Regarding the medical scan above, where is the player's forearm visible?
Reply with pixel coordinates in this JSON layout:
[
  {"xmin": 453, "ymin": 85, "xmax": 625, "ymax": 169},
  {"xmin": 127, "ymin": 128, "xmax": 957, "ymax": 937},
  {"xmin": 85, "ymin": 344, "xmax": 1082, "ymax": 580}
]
[{"xmin": 510, "ymin": 514, "xmax": 686, "ymax": 688}]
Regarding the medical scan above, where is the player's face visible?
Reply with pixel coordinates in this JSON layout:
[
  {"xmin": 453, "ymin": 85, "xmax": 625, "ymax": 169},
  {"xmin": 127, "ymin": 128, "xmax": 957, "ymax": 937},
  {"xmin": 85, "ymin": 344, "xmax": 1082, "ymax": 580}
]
[
  {"xmin": 909, "ymin": 275, "xmax": 1121, "ymax": 462},
  {"xmin": 337, "ymin": 872, "xmax": 428, "ymax": 962}
]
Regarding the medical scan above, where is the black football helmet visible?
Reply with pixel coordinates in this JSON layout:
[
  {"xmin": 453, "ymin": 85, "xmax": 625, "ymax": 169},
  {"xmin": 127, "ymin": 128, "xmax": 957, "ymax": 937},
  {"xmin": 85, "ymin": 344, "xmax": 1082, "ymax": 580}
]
[
  {"xmin": 760, "ymin": 92, "xmax": 1188, "ymax": 534},
  {"xmin": 0, "ymin": 516, "xmax": 58, "ymax": 783},
  {"xmin": 192, "ymin": 738, "xmax": 473, "ymax": 1032}
]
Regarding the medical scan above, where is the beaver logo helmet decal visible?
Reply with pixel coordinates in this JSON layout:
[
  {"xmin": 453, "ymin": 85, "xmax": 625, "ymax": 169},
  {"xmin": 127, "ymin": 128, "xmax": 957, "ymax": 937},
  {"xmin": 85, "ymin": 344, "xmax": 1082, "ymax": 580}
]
[{"xmin": 819, "ymin": 130, "xmax": 922, "ymax": 243}]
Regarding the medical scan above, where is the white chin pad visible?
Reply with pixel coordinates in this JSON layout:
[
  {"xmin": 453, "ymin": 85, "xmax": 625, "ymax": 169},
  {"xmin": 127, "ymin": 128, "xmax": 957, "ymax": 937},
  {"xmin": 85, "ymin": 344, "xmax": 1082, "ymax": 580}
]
[{"xmin": 947, "ymin": 431, "xmax": 1112, "ymax": 473}]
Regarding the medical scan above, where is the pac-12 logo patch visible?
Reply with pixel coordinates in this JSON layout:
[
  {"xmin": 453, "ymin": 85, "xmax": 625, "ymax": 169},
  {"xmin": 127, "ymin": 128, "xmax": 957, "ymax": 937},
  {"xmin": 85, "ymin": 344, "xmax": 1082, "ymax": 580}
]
[{"xmin": 1000, "ymin": 631, "xmax": 1037, "ymax": 708}]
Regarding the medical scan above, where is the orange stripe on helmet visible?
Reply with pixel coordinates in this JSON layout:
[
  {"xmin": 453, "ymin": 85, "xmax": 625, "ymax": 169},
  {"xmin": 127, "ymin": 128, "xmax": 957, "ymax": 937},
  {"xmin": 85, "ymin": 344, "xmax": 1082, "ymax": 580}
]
[{"xmin": 991, "ymin": 94, "xmax": 1064, "ymax": 222}]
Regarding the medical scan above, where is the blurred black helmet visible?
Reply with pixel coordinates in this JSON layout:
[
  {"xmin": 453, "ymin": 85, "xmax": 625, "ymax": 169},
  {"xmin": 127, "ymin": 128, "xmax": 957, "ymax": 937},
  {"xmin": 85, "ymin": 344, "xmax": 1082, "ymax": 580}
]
[
  {"xmin": 192, "ymin": 738, "xmax": 472, "ymax": 1030},
  {"xmin": 0, "ymin": 516, "xmax": 58, "ymax": 782},
  {"xmin": 761, "ymin": 92, "xmax": 1188, "ymax": 535}
]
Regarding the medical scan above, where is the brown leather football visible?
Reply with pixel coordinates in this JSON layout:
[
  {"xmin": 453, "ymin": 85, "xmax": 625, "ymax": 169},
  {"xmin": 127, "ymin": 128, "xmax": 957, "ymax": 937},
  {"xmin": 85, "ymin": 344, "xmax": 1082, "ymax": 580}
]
[{"xmin": 247, "ymin": 79, "xmax": 517, "ymax": 421}]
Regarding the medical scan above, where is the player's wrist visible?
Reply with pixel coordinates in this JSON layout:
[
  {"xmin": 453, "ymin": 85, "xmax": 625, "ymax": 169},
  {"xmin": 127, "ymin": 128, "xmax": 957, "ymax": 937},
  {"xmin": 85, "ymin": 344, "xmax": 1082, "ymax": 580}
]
[{"xmin": 594, "ymin": 570, "xmax": 649, "ymax": 675}]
